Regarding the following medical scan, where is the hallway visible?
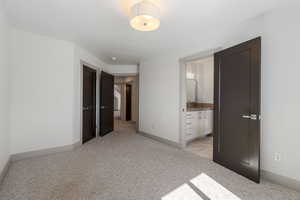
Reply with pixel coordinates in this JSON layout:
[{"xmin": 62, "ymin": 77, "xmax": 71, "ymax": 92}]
[
  {"xmin": 114, "ymin": 118, "xmax": 137, "ymax": 134},
  {"xmin": 0, "ymin": 127, "xmax": 299, "ymax": 200}
]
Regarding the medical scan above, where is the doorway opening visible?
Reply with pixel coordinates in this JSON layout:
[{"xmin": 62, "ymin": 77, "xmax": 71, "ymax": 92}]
[
  {"xmin": 114, "ymin": 76, "xmax": 139, "ymax": 132},
  {"xmin": 184, "ymin": 56, "xmax": 214, "ymax": 160},
  {"xmin": 179, "ymin": 38, "xmax": 261, "ymax": 183}
]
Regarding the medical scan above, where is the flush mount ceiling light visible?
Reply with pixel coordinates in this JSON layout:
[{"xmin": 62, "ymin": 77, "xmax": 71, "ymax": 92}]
[{"xmin": 130, "ymin": 0, "xmax": 160, "ymax": 31}]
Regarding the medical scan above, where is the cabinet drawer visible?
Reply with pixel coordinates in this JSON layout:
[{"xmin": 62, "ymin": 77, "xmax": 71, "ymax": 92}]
[{"xmin": 186, "ymin": 115, "xmax": 193, "ymax": 120}]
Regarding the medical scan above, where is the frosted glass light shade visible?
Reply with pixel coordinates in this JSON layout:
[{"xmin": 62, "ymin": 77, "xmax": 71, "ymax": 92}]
[{"xmin": 130, "ymin": 1, "xmax": 160, "ymax": 31}]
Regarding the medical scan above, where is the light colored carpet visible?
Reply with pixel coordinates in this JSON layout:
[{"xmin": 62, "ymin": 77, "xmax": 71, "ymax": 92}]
[{"xmin": 0, "ymin": 122, "xmax": 300, "ymax": 200}]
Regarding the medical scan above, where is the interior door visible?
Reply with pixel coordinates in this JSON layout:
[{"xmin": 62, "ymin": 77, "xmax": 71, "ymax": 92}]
[
  {"xmin": 213, "ymin": 37, "xmax": 261, "ymax": 183},
  {"xmin": 100, "ymin": 71, "xmax": 114, "ymax": 137},
  {"xmin": 126, "ymin": 84, "xmax": 132, "ymax": 121},
  {"xmin": 82, "ymin": 66, "xmax": 96, "ymax": 143}
]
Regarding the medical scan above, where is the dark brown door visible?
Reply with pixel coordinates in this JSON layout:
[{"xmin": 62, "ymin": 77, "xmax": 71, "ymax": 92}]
[
  {"xmin": 100, "ymin": 71, "xmax": 114, "ymax": 137},
  {"xmin": 213, "ymin": 37, "xmax": 261, "ymax": 183},
  {"xmin": 82, "ymin": 66, "xmax": 97, "ymax": 143},
  {"xmin": 126, "ymin": 84, "xmax": 132, "ymax": 121}
]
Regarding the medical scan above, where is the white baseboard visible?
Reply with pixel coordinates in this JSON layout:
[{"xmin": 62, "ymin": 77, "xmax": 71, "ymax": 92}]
[
  {"xmin": 1, "ymin": 142, "xmax": 81, "ymax": 186},
  {"xmin": 11, "ymin": 141, "xmax": 82, "ymax": 162},
  {"xmin": 262, "ymin": 170, "xmax": 300, "ymax": 192},
  {"xmin": 0, "ymin": 157, "xmax": 11, "ymax": 185},
  {"xmin": 138, "ymin": 131, "xmax": 181, "ymax": 148}
]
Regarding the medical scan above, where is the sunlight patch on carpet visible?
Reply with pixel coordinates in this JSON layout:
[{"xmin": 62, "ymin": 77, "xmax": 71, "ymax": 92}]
[
  {"xmin": 190, "ymin": 173, "xmax": 241, "ymax": 200},
  {"xmin": 161, "ymin": 184, "xmax": 204, "ymax": 200}
]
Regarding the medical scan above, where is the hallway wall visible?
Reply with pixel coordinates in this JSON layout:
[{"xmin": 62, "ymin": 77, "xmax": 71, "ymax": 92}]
[{"xmin": 0, "ymin": 1, "xmax": 10, "ymax": 174}]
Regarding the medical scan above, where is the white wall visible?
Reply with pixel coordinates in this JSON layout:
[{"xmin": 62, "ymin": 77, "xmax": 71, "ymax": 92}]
[
  {"xmin": 106, "ymin": 65, "xmax": 138, "ymax": 75},
  {"xmin": 9, "ymin": 29, "xmax": 107, "ymax": 154},
  {"xmin": 9, "ymin": 28, "xmax": 76, "ymax": 154},
  {"xmin": 0, "ymin": 1, "xmax": 10, "ymax": 173},
  {"xmin": 260, "ymin": 6, "xmax": 300, "ymax": 181},
  {"xmin": 139, "ymin": 56, "xmax": 180, "ymax": 143},
  {"xmin": 139, "ymin": 5, "xmax": 300, "ymax": 181}
]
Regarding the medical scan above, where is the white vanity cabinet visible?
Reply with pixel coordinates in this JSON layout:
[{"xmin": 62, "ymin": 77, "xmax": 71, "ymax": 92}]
[
  {"xmin": 204, "ymin": 110, "xmax": 213, "ymax": 135},
  {"xmin": 185, "ymin": 110, "xmax": 213, "ymax": 142}
]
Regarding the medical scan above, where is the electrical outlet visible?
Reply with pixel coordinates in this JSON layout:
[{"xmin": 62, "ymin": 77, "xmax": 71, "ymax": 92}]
[{"xmin": 274, "ymin": 153, "xmax": 281, "ymax": 161}]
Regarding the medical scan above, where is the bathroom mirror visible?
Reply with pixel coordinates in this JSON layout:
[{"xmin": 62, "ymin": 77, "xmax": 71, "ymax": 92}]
[{"xmin": 186, "ymin": 79, "xmax": 197, "ymax": 103}]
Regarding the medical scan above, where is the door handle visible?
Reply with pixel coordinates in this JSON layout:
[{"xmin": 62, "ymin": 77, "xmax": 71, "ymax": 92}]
[
  {"xmin": 100, "ymin": 106, "xmax": 112, "ymax": 109},
  {"xmin": 242, "ymin": 114, "xmax": 258, "ymax": 120},
  {"xmin": 83, "ymin": 107, "xmax": 89, "ymax": 111}
]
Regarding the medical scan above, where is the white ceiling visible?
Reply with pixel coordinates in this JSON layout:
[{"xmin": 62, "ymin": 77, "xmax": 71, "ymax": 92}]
[{"xmin": 4, "ymin": 0, "xmax": 295, "ymax": 64}]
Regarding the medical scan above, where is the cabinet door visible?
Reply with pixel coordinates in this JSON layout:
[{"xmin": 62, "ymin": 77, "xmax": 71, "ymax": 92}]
[
  {"xmin": 207, "ymin": 110, "xmax": 213, "ymax": 134},
  {"xmin": 198, "ymin": 111, "xmax": 207, "ymax": 137},
  {"xmin": 204, "ymin": 111, "xmax": 209, "ymax": 135}
]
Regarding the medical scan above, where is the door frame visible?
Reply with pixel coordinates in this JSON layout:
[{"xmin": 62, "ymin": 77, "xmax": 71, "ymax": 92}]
[
  {"xmin": 111, "ymin": 73, "xmax": 140, "ymax": 132},
  {"xmin": 179, "ymin": 48, "xmax": 221, "ymax": 148},
  {"xmin": 80, "ymin": 61, "xmax": 101, "ymax": 144}
]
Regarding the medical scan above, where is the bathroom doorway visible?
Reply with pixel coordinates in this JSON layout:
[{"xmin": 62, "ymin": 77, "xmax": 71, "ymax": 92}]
[
  {"xmin": 179, "ymin": 38, "xmax": 261, "ymax": 182},
  {"xmin": 184, "ymin": 56, "xmax": 214, "ymax": 159}
]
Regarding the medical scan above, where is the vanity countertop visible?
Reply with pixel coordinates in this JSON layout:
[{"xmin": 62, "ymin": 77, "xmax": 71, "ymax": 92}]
[{"xmin": 187, "ymin": 103, "xmax": 214, "ymax": 112}]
